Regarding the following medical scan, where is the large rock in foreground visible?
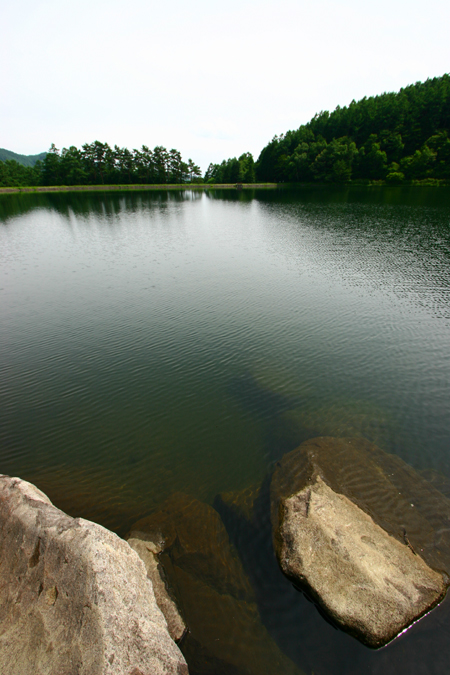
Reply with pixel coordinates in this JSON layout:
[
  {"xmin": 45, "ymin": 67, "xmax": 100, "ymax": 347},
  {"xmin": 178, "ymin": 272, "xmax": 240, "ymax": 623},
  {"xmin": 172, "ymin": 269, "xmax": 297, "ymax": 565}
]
[
  {"xmin": 0, "ymin": 475, "xmax": 188, "ymax": 675},
  {"xmin": 271, "ymin": 437, "xmax": 450, "ymax": 648}
]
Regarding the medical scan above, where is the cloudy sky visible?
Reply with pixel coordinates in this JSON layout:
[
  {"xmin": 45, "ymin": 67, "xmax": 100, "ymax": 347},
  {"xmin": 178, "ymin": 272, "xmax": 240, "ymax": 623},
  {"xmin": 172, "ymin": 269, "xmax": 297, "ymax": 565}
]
[{"xmin": 2, "ymin": 0, "xmax": 449, "ymax": 171}]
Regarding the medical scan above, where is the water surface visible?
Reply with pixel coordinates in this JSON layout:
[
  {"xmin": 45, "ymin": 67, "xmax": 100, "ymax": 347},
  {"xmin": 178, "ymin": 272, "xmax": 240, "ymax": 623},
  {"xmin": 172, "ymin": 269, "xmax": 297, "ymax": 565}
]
[{"xmin": 1, "ymin": 186, "xmax": 450, "ymax": 674}]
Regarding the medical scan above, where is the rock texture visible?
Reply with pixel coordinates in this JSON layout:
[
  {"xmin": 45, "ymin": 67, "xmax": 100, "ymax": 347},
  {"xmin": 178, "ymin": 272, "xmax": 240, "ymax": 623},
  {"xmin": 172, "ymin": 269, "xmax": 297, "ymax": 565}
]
[
  {"xmin": 0, "ymin": 475, "xmax": 188, "ymax": 675},
  {"xmin": 271, "ymin": 437, "xmax": 450, "ymax": 648},
  {"xmin": 129, "ymin": 492, "xmax": 303, "ymax": 675},
  {"xmin": 127, "ymin": 537, "xmax": 186, "ymax": 642}
]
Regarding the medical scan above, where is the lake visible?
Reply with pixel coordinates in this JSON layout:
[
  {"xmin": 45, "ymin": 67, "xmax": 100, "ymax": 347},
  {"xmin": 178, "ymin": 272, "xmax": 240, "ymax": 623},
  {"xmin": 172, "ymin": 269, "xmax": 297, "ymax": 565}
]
[{"xmin": 1, "ymin": 186, "xmax": 450, "ymax": 674}]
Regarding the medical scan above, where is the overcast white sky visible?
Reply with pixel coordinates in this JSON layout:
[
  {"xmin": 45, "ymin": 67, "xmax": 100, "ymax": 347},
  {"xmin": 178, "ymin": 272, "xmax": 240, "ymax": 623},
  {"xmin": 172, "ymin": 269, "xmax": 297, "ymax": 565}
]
[{"xmin": 2, "ymin": 0, "xmax": 449, "ymax": 171}]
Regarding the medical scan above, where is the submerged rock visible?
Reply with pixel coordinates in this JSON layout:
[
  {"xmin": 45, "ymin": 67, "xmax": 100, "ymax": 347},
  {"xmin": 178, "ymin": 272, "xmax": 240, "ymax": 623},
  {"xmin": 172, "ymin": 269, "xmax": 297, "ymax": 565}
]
[
  {"xmin": 418, "ymin": 468, "xmax": 450, "ymax": 500},
  {"xmin": 128, "ymin": 492, "xmax": 303, "ymax": 675},
  {"xmin": 279, "ymin": 398, "xmax": 397, "ymax": 451},
  {"xmin": 0, "ymin": 475, "xmax": 188, "ymax": 675},
  {"xmin": 215, "ymin": 484, "xmax": 262, "ymax": 525},
  {"xmin": 270, "ymin": 437, "xmax": 450, "ymax": 648}
]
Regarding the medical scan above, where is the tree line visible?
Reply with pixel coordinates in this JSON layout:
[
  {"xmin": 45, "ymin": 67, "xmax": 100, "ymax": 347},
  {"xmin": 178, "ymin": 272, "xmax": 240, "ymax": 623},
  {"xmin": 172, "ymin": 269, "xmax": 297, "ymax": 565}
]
[
  {"xmin": 0, "ymin": 142, "xmax": 202, "ymax": 188},
  {"xmin": 1, "ymin": 74, "xmax": 449, "ymax": 188},
  {"xmin": 253, "ymin": 74, "xmax": 450, "ymax": 183},
  {"xmin": 204, "ymin": 152, "xmax": 255, "ymax": 184}
]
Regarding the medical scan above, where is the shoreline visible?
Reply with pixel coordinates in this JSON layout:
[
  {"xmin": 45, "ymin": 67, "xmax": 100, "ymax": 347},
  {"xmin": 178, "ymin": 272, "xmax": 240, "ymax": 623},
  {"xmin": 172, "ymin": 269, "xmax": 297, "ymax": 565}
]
[
  {"xmin": 1, "ymin": 180, "xmax": 449, "ymax": 195},
  {"xmin": 0, "ymin": 183, "xmax": 278, "ymax": 194}
]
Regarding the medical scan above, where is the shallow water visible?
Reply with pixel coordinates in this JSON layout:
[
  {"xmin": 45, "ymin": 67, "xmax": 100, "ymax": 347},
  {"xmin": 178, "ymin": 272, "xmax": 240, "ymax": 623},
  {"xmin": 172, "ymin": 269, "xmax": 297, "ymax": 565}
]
[{"xmin": 1, "ymin": 186, "xmax": 450, "ymax": 673}]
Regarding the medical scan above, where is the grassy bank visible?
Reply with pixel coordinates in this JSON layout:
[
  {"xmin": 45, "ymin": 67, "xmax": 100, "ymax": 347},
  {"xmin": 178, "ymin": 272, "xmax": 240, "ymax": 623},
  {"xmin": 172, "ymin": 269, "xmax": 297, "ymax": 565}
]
[
  {"xmin": 1, "ymin": 180, "xmax": 449, "ymax": 195},
  {"xmin": 0, "ymin": 183, "xmax": 278, "ymax": 195}
]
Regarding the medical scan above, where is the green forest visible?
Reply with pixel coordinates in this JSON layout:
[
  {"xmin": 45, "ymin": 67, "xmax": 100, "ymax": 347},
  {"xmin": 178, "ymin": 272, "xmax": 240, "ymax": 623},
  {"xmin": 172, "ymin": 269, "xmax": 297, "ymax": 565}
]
[
  {"xmin": 1, "ymin": 74, "xmax": 449, "ymax": 188},
  {"xmin": 208, "ymin": 74, "xmax": 450, "ymax": 185},
  {"xmin": 0, "ymin": 143, "xmax": 202, "ymax": 188}
]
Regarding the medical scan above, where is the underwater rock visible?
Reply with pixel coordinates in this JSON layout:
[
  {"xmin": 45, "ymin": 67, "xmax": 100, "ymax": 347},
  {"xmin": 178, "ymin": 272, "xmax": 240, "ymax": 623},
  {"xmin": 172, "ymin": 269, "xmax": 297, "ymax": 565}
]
[
  {"xmin": 129, "ymin": 492, "xmax": 254, "ymax": 601},
  {"xmin": 279, "ymin": 398, "xmax": 396, "ymax": 451},
  {"xmin": 418, "ymin": 468, "xmax": 450, "ymax": 500},
  {"xmin": 248, "ymin": 364, "xmax": 313, "ymax": 401},
  {"xmin": 270, "ymin": 437, "xmax": 450, "ymax": 648},
  {"xmin": 128, "ymin": 492, "xmax": 303, "ymax": 675},
  {"xmin": 214, "ymin": 484, "xmax": 262, "ymax": 525},
  {"xmin": 0, "ymin": 475, "xmax": 188, "ymax": 675}
]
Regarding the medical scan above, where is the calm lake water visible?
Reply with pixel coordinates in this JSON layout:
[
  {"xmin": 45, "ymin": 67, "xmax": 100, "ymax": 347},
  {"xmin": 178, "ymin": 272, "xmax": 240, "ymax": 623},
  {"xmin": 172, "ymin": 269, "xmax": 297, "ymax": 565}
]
[{"xmin": 1, "ymin": 186, "xmax": 450, "ymax": 674}]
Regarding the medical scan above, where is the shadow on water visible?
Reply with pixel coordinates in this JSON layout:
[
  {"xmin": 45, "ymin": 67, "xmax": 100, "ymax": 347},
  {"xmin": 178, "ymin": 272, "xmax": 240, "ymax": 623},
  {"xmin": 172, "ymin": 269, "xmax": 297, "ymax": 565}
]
[
  {"xmin": 227, "ymin": 372, "xmax": 298, "ymax": 420},
  {"xmin": 206, "ymin": 189, "xmax": 257, "ymax": 202},
  {"xmin": 226, "ymin": 372, "xmax": 309, "ymax": 462}
]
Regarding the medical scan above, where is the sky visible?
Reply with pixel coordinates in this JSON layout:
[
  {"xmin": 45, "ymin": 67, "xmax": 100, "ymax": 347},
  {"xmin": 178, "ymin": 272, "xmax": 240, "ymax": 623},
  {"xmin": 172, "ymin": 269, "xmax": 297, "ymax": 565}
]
[{"xmin": 2, "ymin": 0, "xmax": 449, "ymax": 172}]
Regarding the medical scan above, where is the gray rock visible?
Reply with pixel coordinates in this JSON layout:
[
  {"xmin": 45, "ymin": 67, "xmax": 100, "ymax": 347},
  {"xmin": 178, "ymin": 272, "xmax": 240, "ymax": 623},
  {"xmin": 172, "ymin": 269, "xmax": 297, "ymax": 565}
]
[
  {"xmin": 271, "ymin": 437, "xmax": 450, "ymax": 648},
  {"xmin": 0, "ymin": 475, "xmax": 188, "ymax": 675}
]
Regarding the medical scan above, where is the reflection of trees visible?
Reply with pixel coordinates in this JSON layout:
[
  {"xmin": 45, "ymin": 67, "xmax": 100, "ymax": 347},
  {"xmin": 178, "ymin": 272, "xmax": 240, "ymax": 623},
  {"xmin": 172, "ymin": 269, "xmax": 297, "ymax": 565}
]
[{"xmin": 0, "ymin": 189, "xmax": 203, "ymax": 223}]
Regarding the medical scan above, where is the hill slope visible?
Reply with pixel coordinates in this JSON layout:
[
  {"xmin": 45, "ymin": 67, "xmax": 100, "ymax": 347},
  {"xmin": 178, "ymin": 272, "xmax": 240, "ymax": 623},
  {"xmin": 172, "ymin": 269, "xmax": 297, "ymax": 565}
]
[
  {"xmin": 255, "ymin": 74, "xmax": 450, "ymax": 183},
  {"xmin": 0, "ymin": 148, "xmax": 47, "ymax": 167}
]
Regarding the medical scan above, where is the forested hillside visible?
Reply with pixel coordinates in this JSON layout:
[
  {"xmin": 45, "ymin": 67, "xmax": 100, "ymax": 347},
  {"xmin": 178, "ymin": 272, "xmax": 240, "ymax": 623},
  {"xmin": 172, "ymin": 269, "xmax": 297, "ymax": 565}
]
[
  {"xmin": 0, "ymin": 142, "xmax": 202, "ymax": 187},
  {"xmin": 254, "ymin": 74, "xmax": 450, "ymax": 183},
  {"xmin": 0, "ymin": 149, "xmax": 46, "ymax": 167}
]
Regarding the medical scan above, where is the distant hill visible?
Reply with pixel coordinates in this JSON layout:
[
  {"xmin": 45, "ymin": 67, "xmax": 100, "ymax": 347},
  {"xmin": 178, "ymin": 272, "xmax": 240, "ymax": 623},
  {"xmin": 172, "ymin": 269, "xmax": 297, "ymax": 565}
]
[{"xmin": 0, "ymin": 148, "xmax": 47, "ymax": 167}]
